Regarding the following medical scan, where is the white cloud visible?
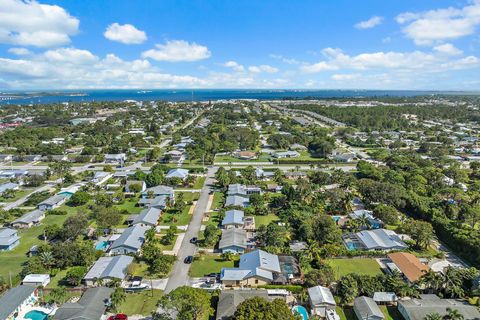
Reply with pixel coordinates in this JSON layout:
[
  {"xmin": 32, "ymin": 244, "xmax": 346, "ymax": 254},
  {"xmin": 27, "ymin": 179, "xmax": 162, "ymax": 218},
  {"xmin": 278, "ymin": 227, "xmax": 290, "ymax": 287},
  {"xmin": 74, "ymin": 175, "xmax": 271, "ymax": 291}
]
[
  {"xmin": 0, "ymin": 0, "xmax": 79, "ymax": 47},
  {"xmin": 248, "ymin": 65, "xmax": 278, "ymax": 73},
  {"xmin": 270, "ymin": 54, "xmax": 301, "ymax": 65},
  {"xmin": 433, "ymin": 43, "xmax": 463, "ymax": 56},
  {"xmin": 223, "ymin": 60, "xmax": 245, "ymax": 72},
  {"xmin": 142, "ymin": 40, "xmax": 211, "ymax": 62},
  {"xmin": 355, "ymin": 16, "xmax": 383, "ymax": 29},
  {"xmin": 44, "ymin": 48, "xmax": 98, "ymax": 64},
  {"xmin": 396, "ymin": 2, "xmax": 480, "ymax": 45},
  {"xmin": 104, "ymin": 23, "xmax": 147, "ymax": 44},
  {"xmin": 332, "ymin": 73, "xmax": 360, "ymax": 81},
  {"xmin": 8, "ymin": 47, "xmax": 31, "ymax": 56},
  {"xmin": 300, "ymin": 47, "xmax": 480, "ymax": 74}
]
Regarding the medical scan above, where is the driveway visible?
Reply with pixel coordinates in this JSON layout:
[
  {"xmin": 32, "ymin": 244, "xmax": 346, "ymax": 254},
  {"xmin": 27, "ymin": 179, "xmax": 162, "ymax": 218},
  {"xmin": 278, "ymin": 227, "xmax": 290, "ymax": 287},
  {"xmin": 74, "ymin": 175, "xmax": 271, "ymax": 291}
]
[{"xmin": 163, "ymin": 166, "xmax": 217, "ymax": 293}]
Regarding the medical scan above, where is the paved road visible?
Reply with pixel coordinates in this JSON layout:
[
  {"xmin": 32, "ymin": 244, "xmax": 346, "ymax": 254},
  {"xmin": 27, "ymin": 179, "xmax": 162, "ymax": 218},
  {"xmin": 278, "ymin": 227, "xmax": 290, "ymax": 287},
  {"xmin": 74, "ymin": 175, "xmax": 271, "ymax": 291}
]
[
  {"xmin": 163, "ymin": 166, "xmax": 217, "ymax": 293},
  {"xmin": 1, "ymin": 184, "xmax": 53, "ymax": 210}
]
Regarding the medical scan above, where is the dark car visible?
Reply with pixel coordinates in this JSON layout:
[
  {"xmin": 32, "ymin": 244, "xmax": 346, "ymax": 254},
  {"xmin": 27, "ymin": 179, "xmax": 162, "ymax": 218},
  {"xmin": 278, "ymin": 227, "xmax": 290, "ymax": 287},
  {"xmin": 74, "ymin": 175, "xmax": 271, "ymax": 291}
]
[
  {"xmin": 190, "ymin": 237, "xmax": 198, "ymax": 244},
  {"xmin": 184, "ymin": 255, "xmax": 193, "ymax": 264}
]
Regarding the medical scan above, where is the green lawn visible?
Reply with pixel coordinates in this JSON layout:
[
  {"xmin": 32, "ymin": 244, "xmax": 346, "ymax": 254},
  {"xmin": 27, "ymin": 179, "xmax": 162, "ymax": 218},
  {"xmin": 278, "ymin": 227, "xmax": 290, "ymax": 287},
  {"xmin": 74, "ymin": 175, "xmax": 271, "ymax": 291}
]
[
  {"xmin": 114, "ymin": 198, "xmax": 143, "ymax": 214},
  {"xmin": 211, "ymin": 192, "xmax": 224, "ymax": 211},
  {"xmin": 189, "ymin": 254, "xmax": 238, "ymax": 277},
  {"xmin": 158, "ymin": 234, "xmax": 178, "ymax": 251},
  {"xmin": 254, "ymin": 214, "xmax": 279, "ymax": 227},
  {"xmin": 214, "ymin": 153, "xmax": 272, "ymax": 163},
  {"xmin": 159, "ymin": 205, "xmax": 193, "ymax": 226},
  {"xmin": 337, "ymin": 306, "xmax": 402, "ymax": 320},
  {"xmin": 327, "ymin": 258, "xmax": 382, "ymax": 279},
  {"xmin": 192, "ymin": 176, "xmax": 206, "ymax": 189},
  {"xmin": 0, "ymin": 189, "xmax": 31, "ymax": 202},
  {"xmin": 0, "ymin": 212, "xmax": 72, "ymax": 283},
  {"xmin": 117, "ymin": 290, "xmax": 163, "ymax": 316}
]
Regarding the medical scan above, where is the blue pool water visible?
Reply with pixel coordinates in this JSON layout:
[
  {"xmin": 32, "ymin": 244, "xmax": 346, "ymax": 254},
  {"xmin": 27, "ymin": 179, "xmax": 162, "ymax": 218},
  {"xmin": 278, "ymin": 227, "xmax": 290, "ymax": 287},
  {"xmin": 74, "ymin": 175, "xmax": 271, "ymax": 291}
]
[
  {"xmin": 25, "ymin": 310, "xmax": 48, "ymax": 320},
  {"xmin": 332, "ymin": 216, "xmax": 342, "ymax": 222},
  {"xmin": 95, "ymin": 241, "xmax": 109, "ymax": 250},
  {"xmin": 293, "ymin": 305, "xmax": 309, "ymax": 320}
]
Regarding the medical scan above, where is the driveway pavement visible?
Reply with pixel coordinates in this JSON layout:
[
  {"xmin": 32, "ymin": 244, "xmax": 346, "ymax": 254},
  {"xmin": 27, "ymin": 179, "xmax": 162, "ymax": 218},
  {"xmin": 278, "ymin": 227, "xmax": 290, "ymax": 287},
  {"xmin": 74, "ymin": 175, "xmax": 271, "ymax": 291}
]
[{"xmin": 163, "ymin": 166, "xmax": 217, "ymax": 293}]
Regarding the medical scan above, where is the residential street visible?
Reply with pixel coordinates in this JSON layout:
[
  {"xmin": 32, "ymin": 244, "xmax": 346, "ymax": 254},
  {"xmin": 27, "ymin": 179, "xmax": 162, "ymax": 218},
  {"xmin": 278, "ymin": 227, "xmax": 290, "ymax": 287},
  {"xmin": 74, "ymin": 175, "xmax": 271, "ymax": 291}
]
[{"xmin": 163, "ymin": 166, "xmax": 217, "ymax": 293}]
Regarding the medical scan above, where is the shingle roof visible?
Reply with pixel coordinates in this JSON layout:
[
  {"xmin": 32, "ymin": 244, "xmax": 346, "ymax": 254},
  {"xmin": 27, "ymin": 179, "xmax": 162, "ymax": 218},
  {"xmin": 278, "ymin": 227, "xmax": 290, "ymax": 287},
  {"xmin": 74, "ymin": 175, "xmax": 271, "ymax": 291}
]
[
  {"xmin": 308, "ymin": 286, "xmax": 336, "ymax": 306},
  {"xmin": 227, "ymin": 184, "xmax": 247, "ymax": 196},
  {"xmin": 83, "ymin": 255, "xmax": 133, "ymax": 281},
  {"xmin": 220, "ymin": 250, "xmax": 281, "ymax": 282},
  {"xmin": 54, "ymin": 287, "xmax": 114, "ymax": 320},
  {"xmin": 0, "ymin": 228, "xmax": 19, "ymax": 246},
  {"xmin": 132, "ymin": 207, "xmax": 161, "ymax": 226},
  {"xmin": 0, "ymin": 285, "xmax": 36, "ymax": 320},
  {"xmin": 219, "ymin": 229, "xmax": 247, "ymax": 249},
  {"xmin": 222, "ymin": 210, "xmax": 244, "ymax": 226},
  {"xmin": 216, "ymin": 290, "xmax": 269, "ymax": 320},
  {"xmin": 225, "ymin": 195, "xmax": 249, "ymax": 207},
  {"xmin": 39, "ymin": 194, "xmax": 68, "ymax": 207},
  {"xmin": 165, "ymin": 168, "xmax": 189, "ymax": 179},
  {"xmin": 387, "ymin": 252, "xmax": 429, "ymax": 282},
  {"xmin": 109, "ymin": 225, "xmax": 149, "ymax": 252},
  {"xmin": 398, "ymin": 295, "xmax": 480, "ymax": 320},
  {"xmin": 144, "ymin": 185, "xmax": 174, "ymax": 196},
  {"xmin": 11, "ymin": 210, "xmax": 44, "ymax": 225},
  {"xmin": 354, "ymin": 296, "xmax": 384, "ymax": 319}
]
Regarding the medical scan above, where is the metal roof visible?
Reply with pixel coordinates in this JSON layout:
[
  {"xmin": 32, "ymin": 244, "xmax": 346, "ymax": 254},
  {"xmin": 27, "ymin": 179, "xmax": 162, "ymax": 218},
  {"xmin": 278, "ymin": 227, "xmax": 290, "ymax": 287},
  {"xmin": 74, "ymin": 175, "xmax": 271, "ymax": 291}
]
[
  {"xmin": 132, "ymin": 207, "xmax": 161, "ymax": 226},
  {"xmin": 12, "ymin": 210, "xmax": 44, "ymax": 225},
  {"xmin": 398, "ymin": 295, "xmax": 480, "ymax": 320},
  {"xmin": 225, "ymin": 195, "xmax": 249, "ymax": 207},
  {"xmin": 356, "ymin": 229, "xmax": 407, "ymax": 250},
  {"xmin": 227, "ymin": 184, "xmax": 247, "ymax": 196},
  {"xmin": 354, "ymin": 296, "xmax": 384, "ymax": 319},
  {"xmin": 222, "ymin": 210, "xmax": 244, "ymax": 226},
  {"xmin": 109, "ymin": 225, "xmax": 149, "ymax": 252},
  {"xmin": 0, "ymin": 285, "xmax": 36, "ymax": 320},
  {"xmin": 84, "ymin": 255, "xmax": 133, "ymax": 281},
  {"xmin": 0, "ymin": 227, "xmax": 19, "ymax": 246},
  {"xmin": 219, "ymin": 229, "xmax": 247, "ymax": 249},
  {"xmin": 39, "ymin": 194, "xmax": 68, "ymax": 207},
  {"xmin": 165, "ymin": 168, "xmax": 189, "ymax": 179},
  {"xmin": 308, "ymin": 286, "xmax": 336, "ymax": 306}
]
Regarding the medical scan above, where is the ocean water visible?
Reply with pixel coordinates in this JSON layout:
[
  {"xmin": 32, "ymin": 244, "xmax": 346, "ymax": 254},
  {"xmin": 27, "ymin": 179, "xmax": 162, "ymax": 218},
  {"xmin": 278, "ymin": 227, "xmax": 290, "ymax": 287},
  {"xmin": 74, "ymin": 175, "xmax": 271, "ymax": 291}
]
[{"xmin": 0, "ymin": 89, "xmax": 466, "ymax": 105}]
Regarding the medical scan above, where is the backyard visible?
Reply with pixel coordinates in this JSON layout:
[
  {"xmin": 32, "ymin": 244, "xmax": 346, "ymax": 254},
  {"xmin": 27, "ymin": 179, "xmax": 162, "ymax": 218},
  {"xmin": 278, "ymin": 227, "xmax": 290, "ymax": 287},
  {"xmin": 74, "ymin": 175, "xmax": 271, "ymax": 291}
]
[
  {"xmin": 117, "ymin": 290, "xmax": 163, "ymax": 316},
  {"xmin": 327, "ymin": 258, "xmax": 383, "ymax": 279},
  {"xmin": 189, "ymin": 254, "xmax": 238, "ymax": 277}
]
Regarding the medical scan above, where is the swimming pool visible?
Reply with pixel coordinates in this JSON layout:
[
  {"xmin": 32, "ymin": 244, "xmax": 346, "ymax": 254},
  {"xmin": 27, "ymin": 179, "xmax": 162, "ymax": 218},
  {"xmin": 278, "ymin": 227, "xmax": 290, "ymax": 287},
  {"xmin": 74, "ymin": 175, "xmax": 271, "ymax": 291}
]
[
  {"xmin": 25, "ymin": 310, "xmax": 48, "ymax": 320},
  {"xmin": 292, "ymin": 305, "xmax": 309, "ymax": 320},
  {"xmin": 95, "ymin": 241, "xmax": 109, "ymax": 250}
]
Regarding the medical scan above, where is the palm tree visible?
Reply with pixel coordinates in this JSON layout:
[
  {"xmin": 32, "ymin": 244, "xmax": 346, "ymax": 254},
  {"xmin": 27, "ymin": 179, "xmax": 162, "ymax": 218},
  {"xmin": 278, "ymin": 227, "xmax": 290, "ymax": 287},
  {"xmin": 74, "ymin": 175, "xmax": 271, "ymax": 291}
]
[
  {"xmin": 50, "ymin": 287, "xmax": 67, "ymax": 304},
  {"xmin": 443, "ymin": 308, "xmax": 464, "ymax": 320},
  {"xmin": 424, "ymin": 313, "xmax": 443, "ymax": 320},
  {"xmin": 419, "ymin": 270, "xmax": 443, "ymax": 293},
  {"xmin": 109, "ymin": 287, "xmax": 126, "ymax": 312},
  {"xmin": 39, "ymin": 251, "xmax": 55, "ymax": 270}
]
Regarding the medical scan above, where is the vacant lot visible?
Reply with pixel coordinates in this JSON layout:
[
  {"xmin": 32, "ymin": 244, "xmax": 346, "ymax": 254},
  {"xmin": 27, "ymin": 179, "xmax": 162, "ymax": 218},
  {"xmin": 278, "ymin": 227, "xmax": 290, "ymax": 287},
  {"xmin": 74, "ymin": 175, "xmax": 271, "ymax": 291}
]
[
  {"xmin": 189, "ymin": 254, "xmax": 238, "ymax": 277},
  {"xmin": 117, "ymin": 290, "xmax": 163, "ymax": 316},
  {"xmin": 327, "ymin": 258, "xmax": 382, "ymax": 279}
]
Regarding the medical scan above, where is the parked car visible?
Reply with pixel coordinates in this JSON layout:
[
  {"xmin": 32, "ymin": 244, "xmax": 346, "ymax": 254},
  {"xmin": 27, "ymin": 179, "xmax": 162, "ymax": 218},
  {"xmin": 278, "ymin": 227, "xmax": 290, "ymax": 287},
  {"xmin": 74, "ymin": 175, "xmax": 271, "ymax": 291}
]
[
  {"xmin": 108, "ymin": 314, "xmax": 128, "ymax": 320},
  {"xmin": 184, "ymin": 255, "xmax": 193, "ymax": 264},
  {"xmin": 190, "ymin": 237, "xmax": 198, "ymax": 244}
]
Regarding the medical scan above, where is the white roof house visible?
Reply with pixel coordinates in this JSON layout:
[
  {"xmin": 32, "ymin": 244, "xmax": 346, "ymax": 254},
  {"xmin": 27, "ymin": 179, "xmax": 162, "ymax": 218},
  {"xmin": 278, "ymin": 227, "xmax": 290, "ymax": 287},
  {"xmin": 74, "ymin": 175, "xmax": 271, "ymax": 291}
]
[
  {"xmin": 22, "ymin": 274, "xmax": 50, "ymax": 287},
  {"xmin": 308, "ymin": 286, "xmax": 336, "ymax": 317},
  {"xmin": 83, "ymin": 255, "xmax": 133, "ymax": 285},
  {"xmin": 165, "ymin": 168, "xmax": 189, "ymax": 180},
  {"xmin": 109, "ymin": 225, "xmax": 149, "ymax": 255},
  {"xmin": 222, "ymin": 210, "xmax": 245, "ymax": 228},
  {"xmin": 345, "ymin": 229, "xmax": 408, "ymax": 251},
  {"xmin": 132, "ymin": 207, "xmax": 161, "ymax": 227}
]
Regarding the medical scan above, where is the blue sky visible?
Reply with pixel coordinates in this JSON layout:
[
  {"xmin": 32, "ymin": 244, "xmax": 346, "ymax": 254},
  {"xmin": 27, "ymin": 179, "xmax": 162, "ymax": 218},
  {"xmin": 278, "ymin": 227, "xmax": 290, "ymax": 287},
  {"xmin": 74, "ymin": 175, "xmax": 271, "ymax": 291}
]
[{"xmin": 0, "ymin": 0, "xmax": 480, "ymax": 90}]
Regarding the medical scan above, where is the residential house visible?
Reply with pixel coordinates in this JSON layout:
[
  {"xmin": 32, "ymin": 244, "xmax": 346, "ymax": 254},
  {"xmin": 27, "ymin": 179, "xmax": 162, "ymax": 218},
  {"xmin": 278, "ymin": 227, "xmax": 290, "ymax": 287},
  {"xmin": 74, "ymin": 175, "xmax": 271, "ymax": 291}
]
[
  {"xmin": 273, "ymin": 150, "xmax": 300, "ymax": 158},
  {"xmin": 0, "ymin": 183, "xmax": 19, "ymax": 196},
  {"xmin": 219, "ymin": 229, "xmax": 248, "ymax": 254},
  {"xmin": 11, "ymin": 210, "xmax": 45, "ymax": 229},
  {"xmin": 22, "ymin": 274, "xmax": 50, "ymax": 287},
  {"xmin": 164, "ymin": 150, "xmax": 184, "ymax": 163},
  {"xmin": 387, "ymin": 252, "xmax": 429, "ymax": 283},
  {"xmin": 142, "ymin": 185, "xmax": 174, "ymax": 200},
  {"xmin": 125, "ymin": 180, "xmax": 146, "ymax": 193},
  {"xmin": 83, "ymin": 255, "xmax": 133, "ymax": 286},
  {"xmin": 132, "ymin": 207, "xmax": 161, "ymax": 227},
  {"xmin": 225, "ymin": 195, "xmax": 250, "ymax": 208},
  {"xmin": 138, "ymin": 196, "xmax": 168, "ymax": 209},
  {"xmin": 165, "ymin": 168, "xmax": 189, "ymax": 180},
  {"xmin": 37, "ymin": 194, "xmax": 69, "ymax": 211},
  {"xmin": 222, "ymin": 210, "xmax": 245, "ymax": 229},
  {"xmin": 332, "ymin": 152, "xmax": 356, "ymax": 163},
  {"xmin": 0, "ymin": 154, "xmax": 13, "ymax": 163},
  {"xmin": 54, "ymin": 287, "xmax": 114, "ymax": 320},
  {"xmin": 0, "ymin": 285, "xmax": 38, "ymax": 320},
  {"xmin": 343, "ymin": 229, "xmax": 408, "ymax": 251},
  {"xmin": 104, "ymin": 153, "xmax": 126, "ymax": 165},
  {"xmin": 235, "ymin": 151, "xmax": 257, "ymax": 160},
  {"xmin": 373, "ymin": 292, "xmax": 397, "ymax": 304},
  {"xmin": 227, "ymin": 184, "xmax": 248, "ymax": 197},
  {"xmin": 255, "ymin": 167, "xmax": 275, "ymax": 179},
  {"xmin": 285, "ymin": 171, "xmax": 307, "ymax": 180},
  {"xmin": 290, "ymin": 143, "xmax": 308, "ymax": 151},
  {"xmin": 308, "ymin": 285, "xmax": 336, "ymax": 317},
  {"xmin": 0, "ymin": 228, "xmax": 20, "ymax": 251},
  {"xmin": 353, "ymin": 296, "xmax": 384, "ymax": 320},
  {"xmin": 350, "ymin": 210, "xmax": 383, "ymax": 229},
  {"xmin": 0, "ymin": 170, "xmax": 29, "ymax": 179},
  {"xmin": 220, "ymin": 250, "xmax": 281, "ymax": 287},
  {"xmin": 109, "ymin": 225, "xmax": 149, "ymax": 255},
  {"xmin": 91, "ymin": 172, "xmax": 112, "ymax": 185},
  {"xmin": 216, "ymin": 290, "xmax": 270, "ymax": 320},
  {"xmin": 398, "ymin": 294, "xmax": 480, "ymax": 320}
]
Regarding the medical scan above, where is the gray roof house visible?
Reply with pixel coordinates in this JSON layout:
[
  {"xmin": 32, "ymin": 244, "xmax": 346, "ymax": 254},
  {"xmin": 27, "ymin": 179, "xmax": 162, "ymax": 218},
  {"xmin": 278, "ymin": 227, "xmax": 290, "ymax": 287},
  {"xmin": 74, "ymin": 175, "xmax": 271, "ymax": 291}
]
[
  {"xmin": 398, "ymin": 294, "xmax": 480, "ymax": 320},
  {"xmin": 216, "ymin": 289, "xmax": 270, "ymax": 320},
  {"xmin": 354, "ymin": 296, "xmax": 384, "ymax": 320},
  {"xmin": 54, "ymin": 287, "xmax": 114, "ymax": 320},
  {"xmin": 343, "ymin": 228, "xmax": 407, "ymax": 251},
  {"xmin": 308, "ymin": 286, "xmax": 336, "ymax": 317},
  {"xmin": 104, "ymin": 153, "xmax": 126, "ymax": 164},
  {"xmin": 222, "ymin": 210, "xmax": 245, "ymax": 228},
  {"xmin": 165, "ymin": 168, "xmax": 189, "ymax": 180},
  {"xmin": 138, "ymin": 195, "xmax": 168, "ymax": 209},
  {"xmin": 0, "ymin": 285, "xmax": 38, "ymax": 320},
  {"xmin": 219, "ymin": 229, "xmax": 248, "ymax": 254},
  {"xmin": 0, "ymin": 228, "xmax": 20, "ymax": 251},
  {"xmin": 83, "ymin": 255, "xmax": 133, "ymax": 286},
  {"xmin": 225, "ymin": 195, "xmax": 249, "ymax": 208},
  {"xmin": 132, "ymin": 207, "xmax": 161, "ymax": 227},
  {"xmin": 220, "ymin": 250, "xmax": 281, "ymax": 286},
  {"xmin": 0, "ymin": 183, "xmax": 19, "ymax": 196},
  {"xmin": 11, "ymin": 210, "xmax": 45, "ymax": 229},
  {"xmin": 37, "ymin": 194, "xmax": 69, "ymax": 211},
  {"xmin": 109, "ymin": 225, "xmax": 149, "ymax": 255},
  {"xmin": 142, "ymin": 185, "xmax": 174, "ymax": 199},
  {"xmin": 227, "ymin": 184, "xmax": 248, "ymax": 197}
]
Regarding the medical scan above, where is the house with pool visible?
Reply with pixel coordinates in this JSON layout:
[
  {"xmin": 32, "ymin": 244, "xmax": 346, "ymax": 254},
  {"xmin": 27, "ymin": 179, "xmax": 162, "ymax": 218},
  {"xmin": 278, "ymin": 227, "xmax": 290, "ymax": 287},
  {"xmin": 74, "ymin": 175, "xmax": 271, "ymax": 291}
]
[{"xmin": 0, "ymin": 285, "xmax": 38, "ymax": 320}]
